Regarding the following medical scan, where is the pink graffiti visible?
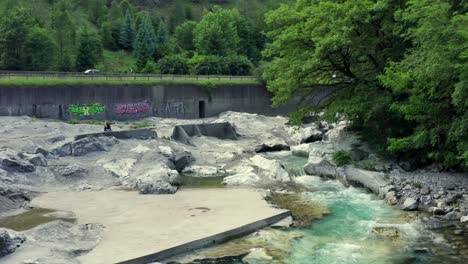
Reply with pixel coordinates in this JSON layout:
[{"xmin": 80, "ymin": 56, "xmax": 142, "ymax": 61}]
[{"xmin": 114, "ymin": 102, "xmax": 150, "ymax": 115}]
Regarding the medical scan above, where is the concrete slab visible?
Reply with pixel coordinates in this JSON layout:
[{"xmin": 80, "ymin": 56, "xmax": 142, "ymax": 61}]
[{"xmin": 30, "ymin": 188, "xmax": 288, "ymax": 264}]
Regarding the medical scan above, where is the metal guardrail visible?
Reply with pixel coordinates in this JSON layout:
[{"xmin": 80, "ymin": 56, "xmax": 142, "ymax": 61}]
[{"xmin": 0, "ymin": 71, "xmax": 257, "ymax": 81}]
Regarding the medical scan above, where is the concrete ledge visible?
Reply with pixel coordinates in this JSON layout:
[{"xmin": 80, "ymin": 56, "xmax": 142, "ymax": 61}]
[
  {"xmin": 74, "ymin": 129, "xmax": 158, "ymax": 141},
  {"xmin": 116, "ymin": 211, "xmax": 291, "ymax": 264}
]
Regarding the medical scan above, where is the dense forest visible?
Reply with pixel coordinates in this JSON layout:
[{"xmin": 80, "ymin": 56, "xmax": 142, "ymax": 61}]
[
  {"xmin": 0, "ymin": 0, "xmax": 290, "ymax": 74},
  {"xmin": 263, "ymin": 0, "xmax": 467, "ymax": 170},
  {"xmin": 0, "ymin": 0, "xmax": 466, "ymax": 171}
]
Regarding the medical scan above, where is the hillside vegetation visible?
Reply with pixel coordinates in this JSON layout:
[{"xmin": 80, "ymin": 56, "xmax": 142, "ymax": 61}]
[{"xmin": 0, "ymin": 0, "xmax": 290, "ymax": 74}]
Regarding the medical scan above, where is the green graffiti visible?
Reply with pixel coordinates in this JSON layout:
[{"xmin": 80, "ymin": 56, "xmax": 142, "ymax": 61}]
[{"xmin": 69, "ymin": 103, "xmax": 105, "ymax": 116}]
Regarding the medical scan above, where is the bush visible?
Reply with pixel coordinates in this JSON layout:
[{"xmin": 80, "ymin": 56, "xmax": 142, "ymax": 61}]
[
  {"xmin": 141, "ymin": 60, "xmax": 158, "ymax": 73},
  {"xmin": 190, "ymin": 55, "xmax": 252, "ymax": 76},
  {"xmin": 157, "ymin": 54, "xmax": 189, "ymax": 74},
  {"xmin": 69, "ymin": 118, "xmax": 80, "ymax": 124},
  {"xmin": 332, "ymin": 151, "xmax": 351, "ymax": 166}
]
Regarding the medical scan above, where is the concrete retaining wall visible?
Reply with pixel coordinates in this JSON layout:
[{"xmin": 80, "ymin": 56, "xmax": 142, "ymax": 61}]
[
  {"xmin": 0, "ymin": 84, "xmax": 301, "ymax": 120},
  {"xmin": 117, "ymin": 211, "xmax": 291, "ymax": 264}
]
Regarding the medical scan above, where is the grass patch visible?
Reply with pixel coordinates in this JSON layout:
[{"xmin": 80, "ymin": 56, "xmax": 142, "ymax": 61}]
[
  {"xmin": 130, "ymin": 121, "xmax": 153, "ymax": 129},
  {"xmin": 332, "ymin": 151, "xmax": 351, "ymax": 166},
  {"xmin": 0, "ymin": 76, "xmax": 259, "ymax": 87}
]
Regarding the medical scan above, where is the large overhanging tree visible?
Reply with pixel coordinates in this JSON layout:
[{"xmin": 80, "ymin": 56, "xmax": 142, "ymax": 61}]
[{"xmin": 263, "ymin": 0, "xmax": 468, "ymax": 169}]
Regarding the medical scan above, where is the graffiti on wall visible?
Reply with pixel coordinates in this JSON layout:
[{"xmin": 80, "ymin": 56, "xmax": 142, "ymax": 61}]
[
  {"xmin": 69, "ymin": 103, "xmax": 105, "ymax": 116},
  {"xmin": 155, "ymin": 102, "xmax": 186, "ymax": 116},
  {"xmin": 114, "ymin": 102, "xmax": 150, "ymax": 115}
]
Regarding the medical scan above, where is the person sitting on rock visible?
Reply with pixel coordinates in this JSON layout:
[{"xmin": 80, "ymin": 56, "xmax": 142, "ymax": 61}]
[{"xmin": 104, "ymin": 120, "xmax": 114, "ymax": 132}]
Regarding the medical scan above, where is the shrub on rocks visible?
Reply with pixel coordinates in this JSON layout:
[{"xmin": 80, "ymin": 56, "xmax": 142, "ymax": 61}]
[{"xmin": 332, "ymin": 151, "xmax": 351, "ymax": 167}]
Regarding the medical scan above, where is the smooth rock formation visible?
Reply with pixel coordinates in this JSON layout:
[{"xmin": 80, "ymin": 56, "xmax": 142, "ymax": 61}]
[
  {"xmin": 249, "ymin": 155, "xmax": 290, "ymax": 182},
  {"xmin": 291, "ymin": 144, "xmax": 310, "ymax": 158},
  {"xmin": 223, "ymin": 172, "xmax": 261, "ymax": 186},
  {"xmin": 304, "ymin": 157, "xmax": 337, "ymax": 178},
  {"xmin": 51, "ymin": 136, "xmax": 118, "ymax": 157},
  {"xmin": 343, "ymin": 166, "xmax": 388, "ymax": 194}
]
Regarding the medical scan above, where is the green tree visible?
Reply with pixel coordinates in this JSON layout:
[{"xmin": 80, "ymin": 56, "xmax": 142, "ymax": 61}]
[
  {"xmin": 174, "ymin": 21, "xmax": 197, "ymax": 51},
  {"xmin": 153, "ymin": 19, "xmax": 169, "ymax": 60},
  {"xmin": 75, "ymin": 28, "xmax": 103, "ymax": 71},
  {"xmin": 194, "ymin": 7, "xmax": 242, "ymax": 56},
  {"xmin": 51, "ymin": 0, "xmax": 75, "ymax": 71},
  {"xmin": 157, "ymin": 54, "xmax": 189, "ymax": 74},
  {"xmin": 24, "ymin": 26, "xmax": 55, "ymax": 70},
  {"xmin": 133, "ymin": 14, "xmax": 156, "ymax": 71},
  {"xmin": 0, "ymin": 8, "xmax": 33, "ymax": 70},
  {"xmin": 119, "ymin": 8, "xmax": 135, "ymax": 50},
  {"xmin": 381, "ymin": 0, "xmax": 468, "ymax": 168}
]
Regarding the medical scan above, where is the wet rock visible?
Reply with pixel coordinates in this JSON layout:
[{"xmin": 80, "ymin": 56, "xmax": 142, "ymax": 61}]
[
  {"xmin": 343, "ymin": 166, "xmax": 388, "ymax": 194},
  {"xmin": 460, "ymin": 216, "xmax": 468, "ymax": 223},
  {"xmin": 242, "ymin": 248, "xmax": 273, "ymax": 263},
  {"xmin": 402, "ymin": 198, "xmax": 418, "ymax": 211},
  {"xmin": 172, "ymin": 151, "xmax": 195, "ymax": 172},
  {"xmin": 47, "ymin": 135, "xmax": 66, "ymax": 143},
  {"xmin": 291, "ymin": 144, "xmax": 310, "ymax": 158},
  {"xmin": 171, "ymin": 122, "xmax": 238, "ymax": 146},
  {"xmin": 372, "ymin": 226, "xmax": 401, "ymax": 239},
  {"xmin": 0, "ymin": 228, "xmax": 26, "ymax": 257},
  {"xmin": 254, "ymin": 144, "xmax": 290, "ymax": 153},
  {"xmin": 304, "ymin": 157, "xmax": 337, "ymax": 178},
  {"xmin": 385, "ymin": 191, "xmax": 398, "ymax": 205}
]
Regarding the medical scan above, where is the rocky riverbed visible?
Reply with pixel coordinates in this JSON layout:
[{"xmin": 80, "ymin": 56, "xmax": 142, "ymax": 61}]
[{"xmin": 0, "ymin": 112, "xmax": 467, "ymax": 263}]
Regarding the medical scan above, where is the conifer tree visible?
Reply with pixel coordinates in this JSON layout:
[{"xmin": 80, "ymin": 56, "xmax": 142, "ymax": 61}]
[
  {"xmin": 133, "ymin": 14, "xmax": 156, "ymax": 71},
  {"xmin": 119, "ymin": 8, "xmax": 135, "ymax": 50}
]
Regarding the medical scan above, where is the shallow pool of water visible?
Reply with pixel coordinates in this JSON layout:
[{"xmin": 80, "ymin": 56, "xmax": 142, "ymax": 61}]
[
  {"xmin": 180, "ymin": 174, "xmax": 226, "ymax": 189},
  {"xmin": 0, "ymin": 208, "xmax": 76, "ymax": 231}
]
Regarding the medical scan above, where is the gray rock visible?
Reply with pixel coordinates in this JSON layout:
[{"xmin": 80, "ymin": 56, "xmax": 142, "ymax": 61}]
[
  {"xmin": 420, "ymin": 186, "xmax": 430, "ymax": 195},
  {"xmin": 291, "ymin": 144, "xmax": 310, "ymax": 158},
  {"xmin": 399, "ymin": 161, "xmax": 412, "ymax": 171},
  {"xmin": 460, "ymin": 216, "xmax": 468, "ymax": 223},
  {"xmin": 342, "ymin": 166, "xmax": 388, "ymax": 194},
  {"xmin": 172, "ymin": 151, "xmax": 195, "ymax": 172},
  {"xmin": 402, "ymin": 198, "xmax": 418, "ymax": 211},
  {"xmin": 34, "ymin": 148, "xmax": 49, "ymax": 157},
  {"xmin": 0, "ymin": 149, "xmax": 35, "ymax": 173},
  {"xmin": 304, "ymin": 157, "xmax": 337, "ymax": 178},
  {"xmin": 19, "ymin": 153, "xmax": 47, "ymax": 167},
  {"xmin": 254, "ymin": 144, "xmax": 290, "ymax": 153},
  {"xmin": 428, "ymin": 207, "xmax": 445, "ymax": 215},
  {"xmin": 0, "ymin": 228, "xmax": 26, "ymax": 257},
  {"xmin": 47, "ymin": 135, "xmax": 66, "ymax": 143},
  {"xmin": 242, "ymin": 248, "xmax": 273, "ymax": 264},
  {"xmin": 71, "ymin": 136, "xmax": 118, "ymax": 156},
  {"xmin": 52, "ymin": 165, "xmax": 87, "ymax": 178},
  {"xmin": 446, "ymin": 193, "xmax": 462, "ymax": 205},
  {"xmin": 443, "ymin": 211, "xmax": 461, "ymax": 220},
  {"xmin": 50, "ymin": 143, "xmax": 72, "ymax": 157}
]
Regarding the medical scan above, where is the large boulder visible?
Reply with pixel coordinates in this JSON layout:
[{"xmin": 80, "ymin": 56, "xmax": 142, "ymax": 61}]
[
  {"xmin": 254, "ymin": 144, "xmax": 290, "ymax": 153},
  {"xmin": 52, "ymin": 165, "xmax": 87, "ymax": 178},
  {"xmin": 71, "ymin": 136, "xmax": 118, "ymax": 156},
  {"xmin": 249, "ymin": 155, "xmax": 290, "ymax": 182},
  {"xmin": 402, "ymin": 198, "xmax": 419, "ymax": 211},
  {"xmin": 0, "ymin": 228, "xmax": 26, "ymax": 257},
  {"xmin": 304, "ymin": 157, "xmax": 337, "ymax": 178},
  {"xmin": 291, "ymin": 144, "xmax": 310, "ymax": 158},
  {"xmin": 51, "ymin": 136, "xmax": 118, "ymax": 157},
  {"xmin": 0, "ymin": 149, "xmax": 35, "ymax": 173},
  {"xmin": 172, "ymin": 151, "xmax": 195, "ymax": 172},
  {"xmin": 18, "ymin": 153, "xmax": 47, "ymax": 167},
  {"xmin": 121, "ymin": 153, "xmax": 181, "ymax": 194},
  {"xmin": 288, "ymin": 126, "xmax": 323, "ymax": 144},
  {"xmin": 0, "ymin": 183, "xmax": 33, "ymax": 214},
  {"xmin": 342, "ymin": 166, "xmax": 388, "ymax": 194}
]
